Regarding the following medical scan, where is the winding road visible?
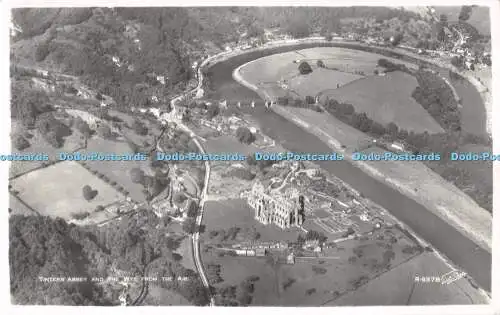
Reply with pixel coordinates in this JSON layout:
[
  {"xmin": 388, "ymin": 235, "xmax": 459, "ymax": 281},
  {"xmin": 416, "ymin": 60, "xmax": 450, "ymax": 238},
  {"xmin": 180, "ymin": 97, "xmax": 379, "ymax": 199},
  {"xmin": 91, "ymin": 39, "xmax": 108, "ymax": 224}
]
[{"xmin": 169, "ymin": 53, "xmax": 223, "ymax": 306}]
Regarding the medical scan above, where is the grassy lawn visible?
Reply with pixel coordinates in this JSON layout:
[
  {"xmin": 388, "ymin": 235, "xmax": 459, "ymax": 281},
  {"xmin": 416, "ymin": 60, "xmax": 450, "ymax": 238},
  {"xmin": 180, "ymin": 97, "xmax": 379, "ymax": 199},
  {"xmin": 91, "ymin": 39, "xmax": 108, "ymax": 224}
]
[
  {"xmin": 330, "ymin": 251, "xmax": 488, "ymax": 305},
  {"xmin": 319, "ymin": 71, "xmax": 444, "ymax": 134},
  {"xmin": 10, "ymin": 161, "xmax": 123, "ymax": 220}
]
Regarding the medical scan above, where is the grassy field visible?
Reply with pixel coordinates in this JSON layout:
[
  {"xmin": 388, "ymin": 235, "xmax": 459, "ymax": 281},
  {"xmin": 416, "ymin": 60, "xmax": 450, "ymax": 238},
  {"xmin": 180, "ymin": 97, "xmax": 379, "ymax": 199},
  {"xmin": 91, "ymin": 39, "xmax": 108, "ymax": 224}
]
[
  {"xmin": 330, "ymin": 251, "xmax": 488, "ymax": 305},
  {"xmin": 238, "ymin": 47, "xmax": 416, "ymax": 89},
  {"xmin": 202, "ymin": 199, "xmax": 301, "ymax": 242},
  {"xmin": 83, "ymin": 138, "xmax": 151, "ymax": 203},
  {"xmin": 288, "ymin": 68, "xmax": 363, "ymax": 97},
  {"xmin": 10, "ymin": 161, "xmax": 123, "ymax": 220},
  {"xmin": 319, "ymin": 71, "xmax": 444, "ymax": 134},
  {"xmin": 298, "ymin": 47, "xmax": 417, "ymax": 73}
]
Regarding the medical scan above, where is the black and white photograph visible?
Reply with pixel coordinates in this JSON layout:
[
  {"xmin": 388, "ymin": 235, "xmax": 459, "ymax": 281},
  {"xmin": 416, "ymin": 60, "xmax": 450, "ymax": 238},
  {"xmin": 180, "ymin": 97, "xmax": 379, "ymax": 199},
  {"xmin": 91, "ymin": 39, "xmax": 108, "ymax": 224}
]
[{"xmin": 3, "ymin": 1, "xmax": 498, "ymax": 310}]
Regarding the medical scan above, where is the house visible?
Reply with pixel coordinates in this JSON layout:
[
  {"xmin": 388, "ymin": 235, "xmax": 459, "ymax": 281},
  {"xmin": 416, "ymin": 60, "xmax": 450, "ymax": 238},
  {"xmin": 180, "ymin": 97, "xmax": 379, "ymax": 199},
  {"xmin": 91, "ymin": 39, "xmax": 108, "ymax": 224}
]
[
  {"xmin": 235, "ymin": 249, "xmax": 256, "ymax": 256},
  {"xmin": 304, "ymin": 239, "xmax": 320, "ymax": 249},
  {"xmin": 35, "ymin": 69, "xmax": 49, "ymax": 77},
  {"xmin": 255, "ymin": 248, "xmax": 267, "ymax": 257},
  {"xmin": 156, "ymin": 76, "xmax": 166, "ymax": 85},
  {"xmin": 112, "ymin": 56, "xmax": 122, "ymax": 67},
  {"xmin": 219, "ymin": 99, "xmax": 228, "ymax": 109},
  {"xmin": 390, "ymin": 142, "xmax": 406, "ymax": 152},
  {"xmin": 359, "ymin": 213, "xmax": 370, "ymax": 222},
  {"xmin": 313, "ymin": 246, "xmax": 322, "ymax": 253}
]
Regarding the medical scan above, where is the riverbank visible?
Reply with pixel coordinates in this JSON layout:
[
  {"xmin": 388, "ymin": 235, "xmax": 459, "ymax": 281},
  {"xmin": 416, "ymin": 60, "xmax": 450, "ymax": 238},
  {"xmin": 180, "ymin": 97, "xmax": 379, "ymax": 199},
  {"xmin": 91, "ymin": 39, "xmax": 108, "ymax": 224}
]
[
  {"xmin": 205, "ymin": 38, "xmax": 490, "ymax": 138},
  {"xmin": 233, "ymin": 62, "xmax": 491, "ymax": 253}
]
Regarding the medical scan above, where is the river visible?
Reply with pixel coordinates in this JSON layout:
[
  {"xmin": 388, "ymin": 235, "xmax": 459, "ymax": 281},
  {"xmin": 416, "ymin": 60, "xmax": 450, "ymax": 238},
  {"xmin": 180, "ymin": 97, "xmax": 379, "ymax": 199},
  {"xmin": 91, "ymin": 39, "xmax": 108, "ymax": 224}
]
[{"xmin": 204, "ymin": 44, "xmax": 491, "ymax": 292}]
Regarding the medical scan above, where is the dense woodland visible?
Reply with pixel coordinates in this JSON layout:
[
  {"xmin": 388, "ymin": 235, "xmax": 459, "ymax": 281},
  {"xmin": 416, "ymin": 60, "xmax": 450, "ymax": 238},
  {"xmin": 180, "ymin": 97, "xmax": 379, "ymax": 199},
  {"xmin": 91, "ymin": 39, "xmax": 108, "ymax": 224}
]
[{"xmin": 9, "ymin": 212, "xmax": 210, "ymax": 305}]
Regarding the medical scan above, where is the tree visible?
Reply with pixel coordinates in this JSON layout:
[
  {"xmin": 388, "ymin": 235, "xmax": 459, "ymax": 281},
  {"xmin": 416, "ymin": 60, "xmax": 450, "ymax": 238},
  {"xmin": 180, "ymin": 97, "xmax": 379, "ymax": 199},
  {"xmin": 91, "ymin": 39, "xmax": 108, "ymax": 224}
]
[
  {"xmin": 95, "ymin": 108, "xmax": 109, "ymax": 120},
  {"xmin": 235, "ymin": 127, "xmax": 255, "ymax": 145},
  {"xmin": 186, "ymin": 201, "xmax": 198, "ymax": 218},
  {"xmin": 246, "ymin": 24, "xmax": 265, "ymax": 38},
  {"xmin": 74, "ymin": 118, "xmax": 92, "ymax": 139},
  {"xmin": 439, "ymin": 13, "xmax": 448, "ymax": 26},
  {"xmin": 206, "ymin": 104, "xmax": 220, "ymax": 120},
  {"xmin": 387, "ymin": 122, "xmax": 399, "ymax": 138},
  {"xmin": 286, "ymin": 19, "xmax": 311, "ymax": 39},
  {"xmin": 370, "ymin": 122, "xmax": 386, "ymax": 136},
  {"xmin": 182, "ymin": 217, "xmax": 197, "ymax": 234},
  {"xmin": 11, "ymin": 85, "xmax": 50, "ymax": 128},
  {"xmin": 305, "ymin": 95, "xmax": 315, "ymax": 105},
  {"xmin": 298, "ymin": 61, "xmax": 313, "ymax": 75},
  {"xmin": 82, "ymin": 185, "xmax": 95, "ymax": 201},
  {"xmin": 316, "ymin": 60, "xmax": 325, "ymax": 68},
  {"xmin": 130, "ymin": 168, "xmax": 145, "ymax": 184},
  {"xmin": 45, "ymin": 131, "xmax": 63, "ymax": 148},
  {"xmin": 132, "ymin": 119, "xmax": 148, "ymax": 136},
  {"xmin": 458, "ymin": 6, "xmax": 473, "ymax": 21},
  {"xmin": 35, "ymin": 43, "xmax": 50, "ymax": 62},
  {"xmin": 173, "ymin": 192, "xmax": 187, "ymax": 205},
  {"xmin": 451, "ymin": 56, "xmax": 463, "ymax": 68},
  {"xmin": 65, "ymin": 85, "xmax": 78, "ymax": 95},
  {"xmin": 437, "ymin": 26, "xmax": 446, "ymax": 42},
  {"xmin": 390, "ymin": 33, "xmax": 404, "ymax": 46},
  {"xmin": 97, "ymin": 124, "xmax": 112, "ymax": 139},
  {"xmin": 13, "ymin": 134, "xmax": 30, "ymax": 151}
]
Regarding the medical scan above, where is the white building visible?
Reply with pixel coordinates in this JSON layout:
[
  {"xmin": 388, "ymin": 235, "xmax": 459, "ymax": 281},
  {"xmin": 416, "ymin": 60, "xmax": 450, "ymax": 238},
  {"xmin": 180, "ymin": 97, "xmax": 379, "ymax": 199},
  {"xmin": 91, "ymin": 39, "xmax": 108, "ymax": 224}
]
[
  {"xmin": 112, "ymin": 56, "xmax": 122, "ymax": 67},
  {"xmin": 156, "ymin": 76, "xmax": 166, "ymax": 85}
]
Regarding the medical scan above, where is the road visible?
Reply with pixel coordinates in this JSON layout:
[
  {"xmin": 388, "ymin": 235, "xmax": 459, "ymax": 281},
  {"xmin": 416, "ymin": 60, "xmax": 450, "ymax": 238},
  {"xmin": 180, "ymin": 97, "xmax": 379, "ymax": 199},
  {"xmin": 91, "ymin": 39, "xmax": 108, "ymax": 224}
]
[{"xmin": 168, "ymin": 53, "xmax": 220, "ymax": 306}]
